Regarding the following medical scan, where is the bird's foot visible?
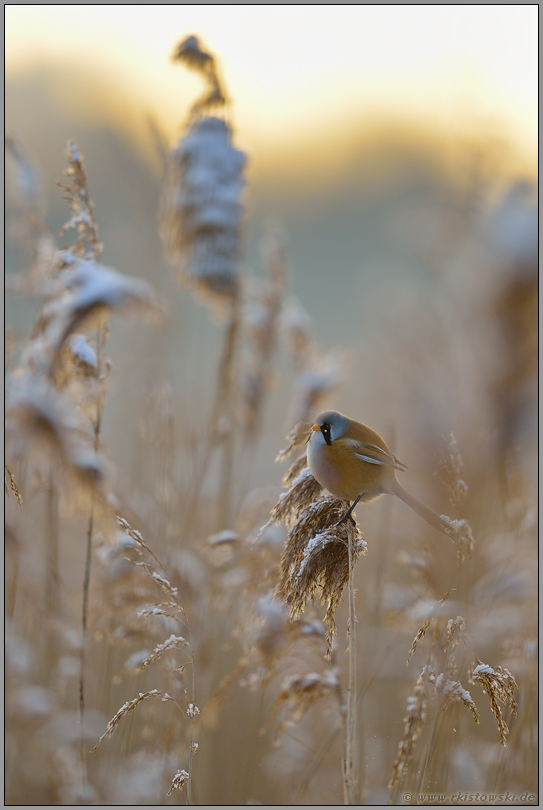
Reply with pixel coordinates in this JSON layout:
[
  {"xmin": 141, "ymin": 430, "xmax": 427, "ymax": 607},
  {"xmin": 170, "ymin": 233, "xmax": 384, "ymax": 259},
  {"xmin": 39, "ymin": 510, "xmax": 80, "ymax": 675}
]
[{"xmin": 337, "ymin": 512, "xmax": 357, "ymax": 528}]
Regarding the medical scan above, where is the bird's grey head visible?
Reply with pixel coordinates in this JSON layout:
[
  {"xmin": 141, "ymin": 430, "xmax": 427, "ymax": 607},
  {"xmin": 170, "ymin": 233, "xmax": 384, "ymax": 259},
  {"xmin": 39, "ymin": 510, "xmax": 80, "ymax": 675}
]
[{"xmin": 314, "ymin": 410, "xmax": 349, "ymax": 445}]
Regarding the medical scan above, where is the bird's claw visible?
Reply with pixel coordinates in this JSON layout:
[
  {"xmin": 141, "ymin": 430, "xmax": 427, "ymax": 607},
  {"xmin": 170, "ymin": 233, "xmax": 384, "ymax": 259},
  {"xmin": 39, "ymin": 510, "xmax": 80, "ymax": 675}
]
[{"xmin": 337, "ymin": 513, "xmax": 357, "ymax": 528}]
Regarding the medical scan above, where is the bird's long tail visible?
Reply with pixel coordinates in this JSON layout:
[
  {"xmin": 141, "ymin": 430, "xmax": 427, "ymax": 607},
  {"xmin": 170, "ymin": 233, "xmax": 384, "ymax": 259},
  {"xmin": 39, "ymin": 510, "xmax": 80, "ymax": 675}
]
[{"xmin": 387, "ymin": 480, "xmax": 454, "ymax": 539}]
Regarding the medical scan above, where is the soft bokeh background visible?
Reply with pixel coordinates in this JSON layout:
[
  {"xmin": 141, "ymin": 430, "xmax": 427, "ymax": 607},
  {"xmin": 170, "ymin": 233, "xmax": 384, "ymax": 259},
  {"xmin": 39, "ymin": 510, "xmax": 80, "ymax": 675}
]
[
  {"xmin": 5, "ymin": 4, "xmax": 538, "ymax": 476},
  {"xmin": 5, "ymin": 5, "xmax": 538, "ymax": 806}
]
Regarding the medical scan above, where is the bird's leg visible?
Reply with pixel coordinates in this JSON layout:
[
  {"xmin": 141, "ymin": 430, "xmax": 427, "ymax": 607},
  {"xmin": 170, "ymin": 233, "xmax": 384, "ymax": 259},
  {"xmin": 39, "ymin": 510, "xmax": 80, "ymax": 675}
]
[{"xmin": 337, "ymin": 494, "xmax": 362, "ymax": 527}]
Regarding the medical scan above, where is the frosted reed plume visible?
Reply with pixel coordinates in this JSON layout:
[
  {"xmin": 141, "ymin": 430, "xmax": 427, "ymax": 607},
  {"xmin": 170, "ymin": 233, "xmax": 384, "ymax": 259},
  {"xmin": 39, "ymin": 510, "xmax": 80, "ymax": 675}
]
[
  {"xmin": 6, "ymin": 141, "xmax": 156, "ymax": 500},
  {"xmin": 160, "ymin": 34, "xmax": 249, "ymax": 530},
  {"xmin": 161, "ymin": 36, "xmax": 246, "ymax": 304}
]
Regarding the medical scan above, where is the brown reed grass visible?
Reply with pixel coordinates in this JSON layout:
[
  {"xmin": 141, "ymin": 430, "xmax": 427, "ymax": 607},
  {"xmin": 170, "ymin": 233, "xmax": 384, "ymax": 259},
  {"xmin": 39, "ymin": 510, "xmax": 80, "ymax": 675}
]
[{"xmin": 4, "ymin": 34, "xmax": 537, "ymax": 807}]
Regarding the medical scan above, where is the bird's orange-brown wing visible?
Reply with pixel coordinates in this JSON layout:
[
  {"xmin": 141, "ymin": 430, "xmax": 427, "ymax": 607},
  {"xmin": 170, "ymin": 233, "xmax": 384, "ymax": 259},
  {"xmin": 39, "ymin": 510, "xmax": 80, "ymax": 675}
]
[{"xmin": 352, "ymin": 442, "xmax": 407, "ymax": 472}]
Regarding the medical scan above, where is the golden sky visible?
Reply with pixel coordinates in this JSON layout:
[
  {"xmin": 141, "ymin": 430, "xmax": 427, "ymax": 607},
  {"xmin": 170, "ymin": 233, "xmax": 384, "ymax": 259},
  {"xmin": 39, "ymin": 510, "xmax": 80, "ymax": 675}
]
[{"xmin": 5, "ymin": 5, "xmax": 538, "ymax": 166}]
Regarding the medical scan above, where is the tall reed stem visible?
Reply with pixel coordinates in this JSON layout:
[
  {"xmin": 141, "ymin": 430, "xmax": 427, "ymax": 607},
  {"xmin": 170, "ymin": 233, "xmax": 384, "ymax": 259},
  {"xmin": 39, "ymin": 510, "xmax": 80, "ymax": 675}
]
[
  {"xmin": 79, "ymin": 327, "xmax": 105, "ymax": 778},
  {"xmin": 179, "ymin": 297, "xmax": 241, "ymax": 538},
  {"xmin": 186, "ymin": 648, "xmax": 196, "ymax": 806},
  {"xmin": 79, "ymin": 505, "xmax": 94, "ymax": 776},
  {"xmin": 343, "ymin": 520, "xmax": 358, "ymax": 804},
  {"xmin": 45, "ymin": 472, "xmax": 60, "ymax": 679},
  {"xmin": 216, "ymin": 297, "xmax": 240, "ymax": 530}
]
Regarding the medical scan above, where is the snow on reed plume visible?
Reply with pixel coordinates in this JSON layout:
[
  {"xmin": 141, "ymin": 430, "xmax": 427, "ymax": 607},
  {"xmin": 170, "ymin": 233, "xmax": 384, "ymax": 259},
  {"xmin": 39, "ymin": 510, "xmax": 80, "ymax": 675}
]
[{"xmin": 161, "ymin": 36, "xmax": 246, "ymax": 305}]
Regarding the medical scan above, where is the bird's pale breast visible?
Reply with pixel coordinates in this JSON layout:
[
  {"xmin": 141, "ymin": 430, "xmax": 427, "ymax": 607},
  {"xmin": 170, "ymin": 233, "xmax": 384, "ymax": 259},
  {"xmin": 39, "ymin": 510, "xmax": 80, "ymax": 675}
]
[{"xmin": 308, "ymin": 432, "xmax": 395, "ymax": 503}]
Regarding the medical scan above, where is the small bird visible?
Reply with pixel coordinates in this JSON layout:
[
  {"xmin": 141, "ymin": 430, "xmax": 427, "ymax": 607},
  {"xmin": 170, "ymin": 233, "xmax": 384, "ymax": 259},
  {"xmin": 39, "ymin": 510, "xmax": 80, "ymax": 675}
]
[{"xmin": 307, "ymin": 410, "xmax": 454, "ymax": 538}]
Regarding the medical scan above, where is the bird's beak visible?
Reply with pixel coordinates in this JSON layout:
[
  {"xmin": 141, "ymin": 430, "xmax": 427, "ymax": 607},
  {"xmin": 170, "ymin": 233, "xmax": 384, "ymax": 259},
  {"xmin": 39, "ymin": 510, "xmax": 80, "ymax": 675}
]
[
  {"xmin": 307, "ymin": 424, "xmax": 320, "ymax": 443},
  {"xmin": 309, "ymin": 423, "xmax": 332, "ymax": 446}
]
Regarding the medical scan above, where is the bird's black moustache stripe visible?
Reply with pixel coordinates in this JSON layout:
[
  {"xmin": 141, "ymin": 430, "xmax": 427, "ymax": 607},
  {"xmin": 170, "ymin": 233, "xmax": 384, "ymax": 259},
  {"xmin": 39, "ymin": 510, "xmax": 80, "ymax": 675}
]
[{"xmin": 321, "ymin": 423, "xmax": 332, "ymax": 446}]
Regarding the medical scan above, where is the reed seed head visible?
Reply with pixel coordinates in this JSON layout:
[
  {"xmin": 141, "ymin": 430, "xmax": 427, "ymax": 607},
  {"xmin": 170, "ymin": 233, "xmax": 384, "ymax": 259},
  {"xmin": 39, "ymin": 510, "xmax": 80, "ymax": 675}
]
[
  {"xmin": 161, "ymin": 116, "xmax": 246, "ymax": 305},
  {"xmin": 167, "ymin": 769, "xmax": 190, "ymax": 797},
  {"xmin": 473, "ymin": 661, "xmax": 519, "ymax": 746},
  {"xmin": 274, "ymin": 489, "xmax": 366, "ymax": 659}
]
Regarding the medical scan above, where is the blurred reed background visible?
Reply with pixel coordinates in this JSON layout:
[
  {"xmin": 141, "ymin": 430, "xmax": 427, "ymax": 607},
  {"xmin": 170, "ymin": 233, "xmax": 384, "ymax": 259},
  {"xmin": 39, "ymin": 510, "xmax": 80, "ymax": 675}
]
[{"xmin": 5, "ymin": 7, "xmax": 538, "ymax": 806}]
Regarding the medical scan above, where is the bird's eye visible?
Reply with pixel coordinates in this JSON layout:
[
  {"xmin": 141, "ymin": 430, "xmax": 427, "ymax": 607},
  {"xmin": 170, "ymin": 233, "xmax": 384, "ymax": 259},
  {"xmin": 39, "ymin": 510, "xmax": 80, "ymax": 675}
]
[{"xmin": 321, "ymin": 423, "xmax": 332, "ymax": 446}]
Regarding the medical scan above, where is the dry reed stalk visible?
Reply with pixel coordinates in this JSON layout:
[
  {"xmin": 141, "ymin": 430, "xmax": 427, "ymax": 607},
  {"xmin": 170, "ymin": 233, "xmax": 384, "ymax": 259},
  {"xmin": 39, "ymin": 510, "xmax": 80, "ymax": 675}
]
[
  {"xmin": 472, "ymin": 661, "xmax": 519, "ymax": 747},
  {"xmin": 6, "ymin": 136, "xmax": 158, "ymax": 796},
  {"xmin": 282, "ymin": 299, "xmax": 347, "ymax": 426},
  {"xmin": 388, "ymin": 664, "xmax": 434, "ymax": 796},
  {"xmin": 5, "ymin": 133, "xmax": 47, "ymax": 278},
  {"xmin": 100, "ymin": 514, "xmax": 200, "ymax": 804},
  {"xmin": 275, "ymin": 423, "xmax": 314, "ymax": 464},
  {"xmin": 4, "ymin": 463, "xmax": 24, "ymax": 510},
  {"xmin": 387, "ymin": 430, "xmax": 522, "ymax": 799},
  {"xmin": 6, "ymin": 31, "xmax": 537, "ymax": 807},
  {"xmin": 389, "ymin": 585, "xmax": 520, "ymax": 802},
  {"xmin": 215, "ymin": 296, "xmax": 242, "ymax": 529},
  {"xmin": 436, "ymin": 432, "xmax": 475, "ymax": 566},
  {"xmin": 161, "ymin": 35, "xmax": 247, "ymax": 535},
  {"xmin": 267, "ymin": 668, "xmax": 342, "ymax": 741},
  {"xmin": 92, "ymin": 689, "xmax": 178, "ymax": 750},
  {"xmin": 199, "ymin": 520, "xmax": 329, "ymax": 736},
  {"xmin": 270, "ymin": 426, "xmax": 368, "ymax": 803},
  {"xmin": 44, "ymin": 469, "xmax": 60, "ymax": 678},
  {"xmin": 240, "ymin": 223, "xmax": 288, "ymax": 439},
  {"xmin": 343, "ymin": 518, "xmax": 359, "ymax": 805},
  {"xmin": 234, "ymin": 224, "xmax": 289, "ymax": 510},
  {"xmin": 56, "ymin": 142, "xmax": 107, "ymax": 777}
]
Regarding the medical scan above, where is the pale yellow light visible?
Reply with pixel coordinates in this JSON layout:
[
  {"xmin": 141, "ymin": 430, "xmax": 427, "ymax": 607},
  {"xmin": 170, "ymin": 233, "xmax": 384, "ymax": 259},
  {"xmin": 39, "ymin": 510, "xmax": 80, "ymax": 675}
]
[{"xmin": 5, "ymin": 5, "xmax": 538, "ymax": 162}]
